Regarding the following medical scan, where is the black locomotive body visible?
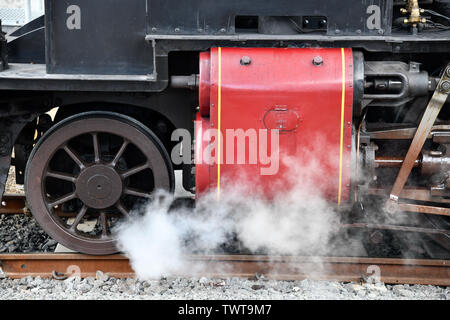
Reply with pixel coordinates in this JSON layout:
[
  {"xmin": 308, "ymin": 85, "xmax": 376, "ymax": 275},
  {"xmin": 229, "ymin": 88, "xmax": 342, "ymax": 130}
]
[{"xmin": 0, "ymin": 0, "xmax": 448, "ymax": 256}]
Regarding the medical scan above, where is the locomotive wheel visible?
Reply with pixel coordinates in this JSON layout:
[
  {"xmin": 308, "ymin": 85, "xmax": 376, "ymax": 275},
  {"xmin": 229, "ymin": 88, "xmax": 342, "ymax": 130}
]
[{"xmin": 25, "ymin": 111, "xmax": 174, "ymax": 255}]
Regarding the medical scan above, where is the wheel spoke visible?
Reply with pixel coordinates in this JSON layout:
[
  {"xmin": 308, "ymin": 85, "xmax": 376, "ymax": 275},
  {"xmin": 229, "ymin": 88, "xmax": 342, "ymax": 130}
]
[
  {"xmin": 121, "ymin": 163, "xmax": 150, "ymax": 179},
  {"xmin": 69, "ymin": 205, "xmax": 88, "ymax": 231},
  {"xmin": 47, "ymin": 192, "xmax": 77, "ymax": 209},
  {"xmin": 111, "ymin": 140, "xmax": 129, "ymax": 167},
  {"xmin": 92, "ymin": 133, "xmax": 101, "ymax": 164},
  {"xmin": 46, "ymin": 171, "xmax": 77, "ymax": 183},
  {"xmin": 124, "ymin": 188, "xmax": 153, "ymax": 199},
  {"xmin": 62, "ymin": 145, "xmax": 86, "ymax": 170},
  {"xmin": 116, "ymin": 202, "xmax": 130, "ymax": 218},
  {"xmin": 100, "ymin": 212, "xmax": 108, "ymax": 237}
]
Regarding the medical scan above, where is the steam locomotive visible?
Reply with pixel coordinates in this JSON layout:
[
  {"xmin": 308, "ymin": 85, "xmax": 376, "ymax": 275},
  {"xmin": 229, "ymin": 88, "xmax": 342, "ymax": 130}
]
[{"xmin": 0, "ymin": 0, "xmax": 449, "ymax": 256}]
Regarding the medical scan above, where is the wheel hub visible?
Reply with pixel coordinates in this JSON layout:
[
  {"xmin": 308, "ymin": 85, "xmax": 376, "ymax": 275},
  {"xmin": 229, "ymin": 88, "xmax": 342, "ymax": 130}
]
[{"xmin": 76, "ymin": 165, "xmax": 122, "ymax": 209}]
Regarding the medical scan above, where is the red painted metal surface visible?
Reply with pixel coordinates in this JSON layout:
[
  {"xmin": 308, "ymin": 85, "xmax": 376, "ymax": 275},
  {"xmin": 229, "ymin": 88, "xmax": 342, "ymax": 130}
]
[
  {"xmin": 196, "ymin": 47, "xmax": 354, "ymax": 203},
  {"xmin": 198, "ymin": 52, "xmax": 211, "ymax": 117},
  {"xmin": 195, "ymin": 113, "xmax": 211, "ymax": 195}
]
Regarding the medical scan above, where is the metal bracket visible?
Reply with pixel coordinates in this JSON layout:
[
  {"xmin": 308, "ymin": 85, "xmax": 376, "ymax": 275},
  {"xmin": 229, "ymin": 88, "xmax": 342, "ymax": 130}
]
[{"xmin": 387, "ymin": 64, "xmax": 450, "ymax": 213}]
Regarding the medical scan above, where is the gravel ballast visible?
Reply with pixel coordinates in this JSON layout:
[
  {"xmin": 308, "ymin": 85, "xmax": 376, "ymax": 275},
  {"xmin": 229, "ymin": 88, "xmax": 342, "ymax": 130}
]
[
  {"xmin": 0, "ymin": 214, "xmax": 56, "ymax": 253},
  {"xmin": 0, "ymin": 275, "xmax": 448, "ymax": 300},
  {"xmin": 1, "ymin": 170, "xmax": 448, "ymax": 300}
]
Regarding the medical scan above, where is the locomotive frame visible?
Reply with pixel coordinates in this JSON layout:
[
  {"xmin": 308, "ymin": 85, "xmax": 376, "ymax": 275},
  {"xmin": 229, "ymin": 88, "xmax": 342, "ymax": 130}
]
[{"xmin": 0, "ymin": 0, "xmax": 448, "ymax": 255}]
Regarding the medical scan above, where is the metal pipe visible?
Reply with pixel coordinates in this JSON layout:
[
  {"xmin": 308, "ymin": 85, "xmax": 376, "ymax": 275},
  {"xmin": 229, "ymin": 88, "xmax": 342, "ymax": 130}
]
[
  {"xmin": 170, "ymin": 75, "xmax": 199, "ymax": 90},
  {"xmin": 375, "ymin": 156, "xmax": 421, "ymax": 168}
]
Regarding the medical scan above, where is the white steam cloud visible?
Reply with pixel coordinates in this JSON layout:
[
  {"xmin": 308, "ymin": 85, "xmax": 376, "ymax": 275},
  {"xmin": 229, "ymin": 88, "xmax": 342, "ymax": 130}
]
[{"xmin": 116, "ymin": 158, "xmax": 343, "ymax": 280}]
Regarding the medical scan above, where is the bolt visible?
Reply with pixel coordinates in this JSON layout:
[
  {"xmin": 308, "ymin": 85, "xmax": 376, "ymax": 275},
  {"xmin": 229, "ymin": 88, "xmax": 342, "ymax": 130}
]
[
  {"xmin": 313, "ymin": 56, "xmax": 323, "ymax": 66},
  {"xmin": 446, "ymin": 67, "xmax": 450, "ymax": 77},
  {"xmin": 440, "ymin": 80, "xmax": 450, "ymax": 93},
  {"xmin": 174, "ymin": 28, "xmax": 180, "ymax": 33},
  {"xmin": 385, "ymin": 199, "xmax": 398, "ymax": 215},
  {"xmin": 220, "ymin": 28, "xmax": 226, "ymax": 33},
  {"xmin": 151, "ymin": 27, "xmax": 157, "ymax": 33},
  {"xmin": 240, "ymin": 56, "xmax": 252, "ymax": 66},
  {"xmin": 369, "ymin": 231, "xmax": 384, "ymax": 245}
]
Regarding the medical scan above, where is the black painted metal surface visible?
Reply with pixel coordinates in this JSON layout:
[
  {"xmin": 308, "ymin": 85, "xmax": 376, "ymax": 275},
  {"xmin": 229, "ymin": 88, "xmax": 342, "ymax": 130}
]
[
  {"xmin": 147, "ymin": 0, "xmax": 393, "ymax": 36},
  {"xmin": 45, "ymin": 0, "xmax": 153, "ymax": 76}
]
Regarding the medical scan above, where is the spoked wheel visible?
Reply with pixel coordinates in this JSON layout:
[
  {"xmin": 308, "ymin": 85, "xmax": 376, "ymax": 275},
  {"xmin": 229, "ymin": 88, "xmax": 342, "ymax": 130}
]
[{"xmin": 25, "ymin": 112, "xmax": 174, "ymax": 255}]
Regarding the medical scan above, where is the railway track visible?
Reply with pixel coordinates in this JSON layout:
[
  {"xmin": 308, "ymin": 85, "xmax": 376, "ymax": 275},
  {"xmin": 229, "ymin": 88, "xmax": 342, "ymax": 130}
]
[
  {"xmin": 0, "ymin": 254, "xmax": 448, "ymax": 286},
  {"xmin": 0, "ymin": 194, "xmax": 449, "ymax": 286}
]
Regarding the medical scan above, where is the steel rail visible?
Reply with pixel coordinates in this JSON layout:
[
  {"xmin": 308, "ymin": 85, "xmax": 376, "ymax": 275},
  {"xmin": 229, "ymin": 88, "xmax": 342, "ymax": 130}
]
[{"xmin": 0, "ymin": 254, "xmax": 448, "ymax": 286}]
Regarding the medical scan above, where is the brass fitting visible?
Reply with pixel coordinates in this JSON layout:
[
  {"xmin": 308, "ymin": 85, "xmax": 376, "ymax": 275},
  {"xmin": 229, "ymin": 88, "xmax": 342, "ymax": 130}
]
[{"xmin": 401, "ymin": 0, "xmax": 425, "ymax": 27}]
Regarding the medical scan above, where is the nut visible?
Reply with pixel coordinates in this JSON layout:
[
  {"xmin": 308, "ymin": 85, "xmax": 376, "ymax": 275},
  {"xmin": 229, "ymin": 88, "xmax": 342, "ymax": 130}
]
[
  {"xmin": 313, "ymin": 56, "xmax": 323, "ymax": 66},
  {"xmin": 240, "ymin": 56, "xmax": 252, "ymax": 66},
  {"xmin": 440, "ymin": 80, "xmax": 450, "ymax": 93}
]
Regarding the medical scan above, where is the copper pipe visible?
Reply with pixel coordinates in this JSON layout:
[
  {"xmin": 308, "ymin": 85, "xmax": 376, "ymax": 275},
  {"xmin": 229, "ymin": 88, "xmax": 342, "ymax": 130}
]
[{"xmin": 375, "ymin": 156, "xmax": 421, "ymax": 168}]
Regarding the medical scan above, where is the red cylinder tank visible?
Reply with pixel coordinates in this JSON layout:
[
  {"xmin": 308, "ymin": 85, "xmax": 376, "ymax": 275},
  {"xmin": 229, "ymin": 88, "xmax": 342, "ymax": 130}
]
[{"xmin": 196, "ymin": 47, "xmax": 354, "ymax": 204}]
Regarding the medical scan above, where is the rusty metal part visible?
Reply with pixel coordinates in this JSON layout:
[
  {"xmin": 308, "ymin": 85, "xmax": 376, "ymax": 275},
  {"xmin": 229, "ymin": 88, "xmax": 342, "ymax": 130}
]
[
  {"xmin": 397, "ymin": 203, "xmax": 450, "ymax": 217},
  {"xmin": 369, "ymin": 187, "xmax": 450, "ymax": 204},
  {"xmin": 389, "ymin": 65, "xmax": 450, "ymax": 207},
  {"xmin": 25, "ymin": 112, "xmax": 174, "ymax": 255},
  {"xmin": 375, "ymin": 156, "xmax": 420, "ymax": 168},
  {"xmin": 0, "ymin": 254, "xmax": 134, "ymax": 279},
  {"xmin": 0, "ymin": 194, "xmax": 27, "ymax": 214},
  {"xmin": 368, "ymin": 125, "xmax": 450, "ymax": 140},
  {"xmin": 0, "ymin": 254, "xmax": 448, "ymax": 286},
  {"xmin": 343, "ymin": 223, "xmax": 450, "ymax": 236},
  {"xmin": 368, "ymin": 187, "xmax": 450, "ymax": 217}
]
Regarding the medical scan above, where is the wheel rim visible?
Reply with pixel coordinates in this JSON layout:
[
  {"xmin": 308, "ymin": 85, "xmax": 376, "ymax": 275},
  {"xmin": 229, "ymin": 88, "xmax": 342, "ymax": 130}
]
[{"xmin": 25, "ymin": 112, "xmax": 174, "ymax": 255}]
